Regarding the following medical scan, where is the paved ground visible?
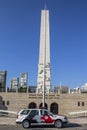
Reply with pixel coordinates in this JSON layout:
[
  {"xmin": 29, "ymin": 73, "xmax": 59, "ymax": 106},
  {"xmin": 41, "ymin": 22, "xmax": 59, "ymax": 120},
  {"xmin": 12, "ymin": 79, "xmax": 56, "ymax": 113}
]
[
  {"xmin": 0, "ymin": 116, "xmax": 87, "ymax": 130},
  {"xmin": 69, "ymin": 117, "xmax": 87, "ymax": 125},
  {"xmin": 0, "ymin": 116, "xmax": 87, "ymax": 125},
  {"xmin": 0, "ymin": 116, "xmax": 16, "ymax": 125},
  {"xmin": 0, "ymin": 124, "xmax": 87, "ymax": 130}
]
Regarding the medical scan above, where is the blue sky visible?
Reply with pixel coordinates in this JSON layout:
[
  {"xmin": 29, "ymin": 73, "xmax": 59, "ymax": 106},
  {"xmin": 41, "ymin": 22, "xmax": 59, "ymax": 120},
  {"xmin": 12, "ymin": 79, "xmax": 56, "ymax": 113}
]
[{"xmin": 0, "ymin": 0, "xmax": 87, "ymax": 89}]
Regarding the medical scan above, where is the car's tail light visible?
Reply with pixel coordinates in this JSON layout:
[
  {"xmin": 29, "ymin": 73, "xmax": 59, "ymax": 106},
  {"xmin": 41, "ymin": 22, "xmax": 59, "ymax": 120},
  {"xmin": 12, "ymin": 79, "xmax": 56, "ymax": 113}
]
[{"xmin": 17, "ymin": 115, "xmax": 19, "ymax": 119}]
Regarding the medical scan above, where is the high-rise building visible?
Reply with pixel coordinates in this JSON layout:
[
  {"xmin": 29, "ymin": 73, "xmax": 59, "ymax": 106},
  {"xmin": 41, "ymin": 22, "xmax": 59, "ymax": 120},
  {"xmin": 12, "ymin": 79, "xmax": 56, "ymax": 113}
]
[
  {"xmin": 37, "ymin": 8, "xmax": 51, "ymax": 93},
  {"xmin": 20, "ymin": 72, "xmax": 28, "ymax": 88},
  {"xmin": 0, "ymin": 71, "xmax": 7, "ymax": 92},
  {"xmin": 10, "ymin": 77, "xmax": 19, "ymax": 90}
]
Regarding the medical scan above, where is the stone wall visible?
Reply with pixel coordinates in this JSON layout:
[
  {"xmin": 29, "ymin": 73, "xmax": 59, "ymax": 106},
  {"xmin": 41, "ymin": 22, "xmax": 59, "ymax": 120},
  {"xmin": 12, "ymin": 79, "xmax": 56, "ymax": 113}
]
[{"xmin": 0, "ymin": 92, "xmax": 87, "ymax": 116}]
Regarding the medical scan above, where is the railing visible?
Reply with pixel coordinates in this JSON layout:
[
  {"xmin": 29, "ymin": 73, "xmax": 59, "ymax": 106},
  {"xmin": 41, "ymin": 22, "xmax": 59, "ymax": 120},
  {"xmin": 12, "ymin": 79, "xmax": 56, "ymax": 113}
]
[{"xmin": 69, "ymin": 110, "xmax": 87, "ymax": 117}]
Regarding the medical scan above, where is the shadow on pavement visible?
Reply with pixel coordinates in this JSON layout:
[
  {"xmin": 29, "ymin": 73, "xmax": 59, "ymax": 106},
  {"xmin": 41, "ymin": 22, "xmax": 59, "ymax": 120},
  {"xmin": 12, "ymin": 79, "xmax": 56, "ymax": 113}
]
[
  {"xmin": 64, "ymin": 122, "xmax": 82, "ymax": 128},
  {"xmin": 28, "ymin": 123, "xmax": 82, "ymax": 129}
]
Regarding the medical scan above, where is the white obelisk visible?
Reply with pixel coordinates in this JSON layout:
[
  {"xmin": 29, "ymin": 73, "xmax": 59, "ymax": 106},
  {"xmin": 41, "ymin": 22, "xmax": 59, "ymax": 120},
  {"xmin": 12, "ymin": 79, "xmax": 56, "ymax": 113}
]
[{"xmin": 37, "ymin": 7, "xmax": 51, "ymax": 94}]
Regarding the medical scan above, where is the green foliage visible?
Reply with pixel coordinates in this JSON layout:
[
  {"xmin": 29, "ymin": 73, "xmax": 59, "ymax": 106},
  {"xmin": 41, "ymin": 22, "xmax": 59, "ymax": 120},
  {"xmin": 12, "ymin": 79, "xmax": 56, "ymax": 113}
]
[{"xmin": 18, "ymin": 87, "xmax": 27, "ymax": 93}]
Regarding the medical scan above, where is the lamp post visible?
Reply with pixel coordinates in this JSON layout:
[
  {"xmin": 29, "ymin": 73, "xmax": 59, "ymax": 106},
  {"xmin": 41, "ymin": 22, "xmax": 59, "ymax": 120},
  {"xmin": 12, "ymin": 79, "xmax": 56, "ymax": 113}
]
[
  {"xmin": 42, "ymin": 29, "xmax": 46, "ymax": 108},
  {"xmin": 42, "ymin": 6, "xmax": 47, "ymax": 108}
]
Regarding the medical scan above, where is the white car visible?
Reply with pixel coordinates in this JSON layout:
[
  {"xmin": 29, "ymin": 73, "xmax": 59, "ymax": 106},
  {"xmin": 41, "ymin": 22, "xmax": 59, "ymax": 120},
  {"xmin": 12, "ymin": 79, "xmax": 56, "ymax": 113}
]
[
  {"xmin": 16, "ymin": 109, "xmax": 30, "ymax": 123},
  {"xmin": 16, "ymin": 108, "xmax": 68, "ymax": 128}
]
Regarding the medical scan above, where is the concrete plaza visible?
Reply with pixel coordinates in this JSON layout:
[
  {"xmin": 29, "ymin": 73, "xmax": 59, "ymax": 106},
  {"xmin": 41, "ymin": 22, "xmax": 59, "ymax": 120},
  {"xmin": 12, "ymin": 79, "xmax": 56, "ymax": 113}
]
[{"xmin": 0, "ymin": 116, "xmax": 87, "ymax": 125}]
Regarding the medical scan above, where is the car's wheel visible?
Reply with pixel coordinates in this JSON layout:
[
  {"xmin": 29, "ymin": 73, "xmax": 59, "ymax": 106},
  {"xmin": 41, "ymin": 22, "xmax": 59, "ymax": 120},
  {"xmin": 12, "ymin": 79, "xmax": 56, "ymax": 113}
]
[
  {"xmin": 54, "ymin": 120, "xmax": 63, "ymax": 128},
  {"xmin": 22, "ymin": 120, "xmax": 30, "ymax": 128}
]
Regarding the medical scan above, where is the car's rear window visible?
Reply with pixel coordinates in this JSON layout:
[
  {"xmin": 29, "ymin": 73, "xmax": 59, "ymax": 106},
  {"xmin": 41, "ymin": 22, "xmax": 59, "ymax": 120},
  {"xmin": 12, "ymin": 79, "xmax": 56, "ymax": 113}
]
[{"xmin": 21, "ymin": 110, "xmax": 30, "ymax": 115}]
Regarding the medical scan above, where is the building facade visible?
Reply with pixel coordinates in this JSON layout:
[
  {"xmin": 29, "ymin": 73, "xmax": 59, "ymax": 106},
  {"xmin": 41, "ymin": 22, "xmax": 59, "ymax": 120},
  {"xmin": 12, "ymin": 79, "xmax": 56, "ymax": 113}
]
[
  {"xmin": 10, "ymin": 77, "xmax": 19, "ymax": 91},
  {"xmin": 37, "ymin": 8, "xmax": 51, "ymax": 93},
  {"xmin": 0, "ymin": 92, "xmax": 87, "ymax": 117},
  {"xmin": 0, "ymin": 71, "xmax": 7, "ymax": 92},
  {"xmin": 20, "ymin": 72, "xmax": 28, "ymax": 88}
]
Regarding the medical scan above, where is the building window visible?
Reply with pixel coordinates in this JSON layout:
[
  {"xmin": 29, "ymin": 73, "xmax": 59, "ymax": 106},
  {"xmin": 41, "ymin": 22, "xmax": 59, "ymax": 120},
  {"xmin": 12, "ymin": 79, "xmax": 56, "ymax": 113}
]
[
  {"xmin": 7, "ymin": 101, "xmax": 9, "ymax": 105},
  {"xmin": 3, "ymin": 101, "xmax": 5, "ymax": 106},
  {"xmin": 77, "ymin": 102, "xmax": 85, "ymax": 107},
  {"xmin": 82, "ymin": 102, "xmax": 84, "ymax": 106},
  {"xmin": 78, "ymin": 102, "xmax": 80, "ymax": 106}
]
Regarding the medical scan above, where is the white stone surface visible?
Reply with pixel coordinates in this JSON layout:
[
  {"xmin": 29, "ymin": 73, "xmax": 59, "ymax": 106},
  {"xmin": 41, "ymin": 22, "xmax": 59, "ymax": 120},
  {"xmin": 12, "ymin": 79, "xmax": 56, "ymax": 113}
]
[{"xmin": 37, "ymin": 9, "xmax": 51, "ymax": 93}]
